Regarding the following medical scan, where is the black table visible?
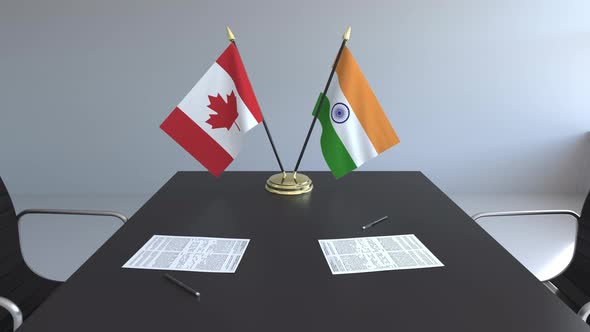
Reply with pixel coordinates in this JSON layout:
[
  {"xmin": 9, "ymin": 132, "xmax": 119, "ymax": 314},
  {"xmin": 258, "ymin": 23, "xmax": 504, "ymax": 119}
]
[{"xmin": 18, "ymin": 172, "xmax": 590, "ymax": 331}]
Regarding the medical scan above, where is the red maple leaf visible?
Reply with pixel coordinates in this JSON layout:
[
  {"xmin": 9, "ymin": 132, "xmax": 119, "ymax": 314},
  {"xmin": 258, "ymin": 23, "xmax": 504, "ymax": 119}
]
[{"xmin": 205, "ymin": 91, "xmax": 240, "ymax": 131}]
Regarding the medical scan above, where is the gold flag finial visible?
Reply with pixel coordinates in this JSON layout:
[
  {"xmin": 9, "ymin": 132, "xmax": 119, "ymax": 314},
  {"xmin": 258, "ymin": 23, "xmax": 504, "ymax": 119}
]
[
  {"xmin": 226, "ymin": 26, "xmax": 236, "ymax": 42},
  {"xmin": 343, "ymin": 26, "xmax": 351, "ymax": 41}
]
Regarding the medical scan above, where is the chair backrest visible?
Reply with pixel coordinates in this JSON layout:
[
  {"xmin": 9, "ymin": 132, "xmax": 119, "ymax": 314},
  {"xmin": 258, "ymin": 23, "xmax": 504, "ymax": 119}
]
[
  {"xmin": 0, "ymin": 177, "xmax": 59, "ymax": 332},
  {"xmin": 554, "ymin": 190, "xmax": 590, "ymax": 312}
]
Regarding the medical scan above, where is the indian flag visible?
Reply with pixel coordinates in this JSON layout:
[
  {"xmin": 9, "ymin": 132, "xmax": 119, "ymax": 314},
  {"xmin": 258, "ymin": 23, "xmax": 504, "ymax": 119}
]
[{"xmin": 313, "ymin": 46, "xmax": 400, "ymax": 179}]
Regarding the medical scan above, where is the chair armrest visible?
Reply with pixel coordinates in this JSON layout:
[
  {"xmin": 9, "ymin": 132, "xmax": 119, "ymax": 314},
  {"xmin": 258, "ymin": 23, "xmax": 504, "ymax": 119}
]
[
  {"xmin": 471, "ymin": 209, "xmax": 580, "ymax": 221},
  {"xmin": 0, "ymin": 296, "xmax": 23, "ymax": 331},
  {"xmin": 16, "ymin": 209, "xmax": 128, "ymax": 224},
  {"xmin": 579, "ymin": 301, "xmax": 590, "ymax": 322}
]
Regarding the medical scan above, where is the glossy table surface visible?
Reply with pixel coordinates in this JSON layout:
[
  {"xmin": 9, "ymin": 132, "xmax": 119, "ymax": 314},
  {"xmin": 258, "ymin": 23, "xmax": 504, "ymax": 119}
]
[{"xmin": 18, "ymin": 172, "xmax": 590, "ymax": 331}]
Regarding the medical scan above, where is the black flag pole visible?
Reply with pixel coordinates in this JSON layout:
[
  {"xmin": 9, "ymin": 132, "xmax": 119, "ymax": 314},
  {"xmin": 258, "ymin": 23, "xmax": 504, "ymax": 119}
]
[
  {"xmin": 226, "ymin": 26, "xmax": 285, "ymax": 174},
  {"xmin": 292, "ymin": 26, "xmax": 351, "ymax": 175},
  {"xmin": 264, "ymin": 26, "xmax": 351, "ymax": 196}
]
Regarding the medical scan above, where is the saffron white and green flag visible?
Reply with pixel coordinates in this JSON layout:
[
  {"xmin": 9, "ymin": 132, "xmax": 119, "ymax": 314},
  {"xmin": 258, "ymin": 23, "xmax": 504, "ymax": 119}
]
[{"xmin": 313, "ymin": 46, "xmax": 400, "ymax": 178}]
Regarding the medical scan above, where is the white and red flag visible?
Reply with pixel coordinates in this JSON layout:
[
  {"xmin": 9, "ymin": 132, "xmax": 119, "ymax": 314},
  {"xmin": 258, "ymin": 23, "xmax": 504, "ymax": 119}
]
[{"xmin": 161, "ymin": 43, "xmax": 263, "ymax": 176}]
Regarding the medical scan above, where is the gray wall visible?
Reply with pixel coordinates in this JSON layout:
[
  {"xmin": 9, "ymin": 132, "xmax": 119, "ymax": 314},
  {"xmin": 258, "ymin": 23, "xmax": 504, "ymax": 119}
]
[{"xmin": 1, "ymin": 0, "xmax": 589, "ymax": 196}]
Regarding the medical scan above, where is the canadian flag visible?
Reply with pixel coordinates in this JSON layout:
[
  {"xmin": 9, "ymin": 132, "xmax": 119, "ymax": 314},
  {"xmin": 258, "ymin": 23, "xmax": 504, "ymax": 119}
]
[{"xmin": 161, "ymin": 43, "xmax": 263, "ymax": 176}]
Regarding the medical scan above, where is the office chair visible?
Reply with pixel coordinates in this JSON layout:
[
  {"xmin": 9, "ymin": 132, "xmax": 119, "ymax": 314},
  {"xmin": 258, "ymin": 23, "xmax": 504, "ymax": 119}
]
[
  {"xmin": 0, "ymin": 177, "xmax": 127, "ymax": 332},
  {"xmin": 472, "ymin": 190, "xmax": 590, "ymax": 321}
]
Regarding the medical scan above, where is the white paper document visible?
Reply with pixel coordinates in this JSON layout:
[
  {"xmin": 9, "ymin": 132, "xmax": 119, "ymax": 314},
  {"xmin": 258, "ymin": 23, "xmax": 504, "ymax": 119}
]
[
  {"xmin": 318, "ymin": 234, "xmax": 443, "ymax": 275},
  {"xmin": 123, "ymin": 235, "xmax": 250, "ymax": 273}
]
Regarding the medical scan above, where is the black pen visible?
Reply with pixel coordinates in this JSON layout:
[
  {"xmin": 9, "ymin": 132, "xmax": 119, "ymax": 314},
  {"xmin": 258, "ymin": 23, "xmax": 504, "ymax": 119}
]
[
  {"xmin": 164, "ymin": 273, "xmax": 200, "ymax": 300},
  {"xmin": 361, "ymin": 216, "xmax": 389, "ymax": 230}
]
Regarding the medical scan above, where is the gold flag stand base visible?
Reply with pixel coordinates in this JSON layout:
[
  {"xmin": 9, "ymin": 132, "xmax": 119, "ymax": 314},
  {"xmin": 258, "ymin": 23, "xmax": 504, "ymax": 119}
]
[{"xmin": 265, "ymin": 172, "xmax": 313, "ymax": 195}]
